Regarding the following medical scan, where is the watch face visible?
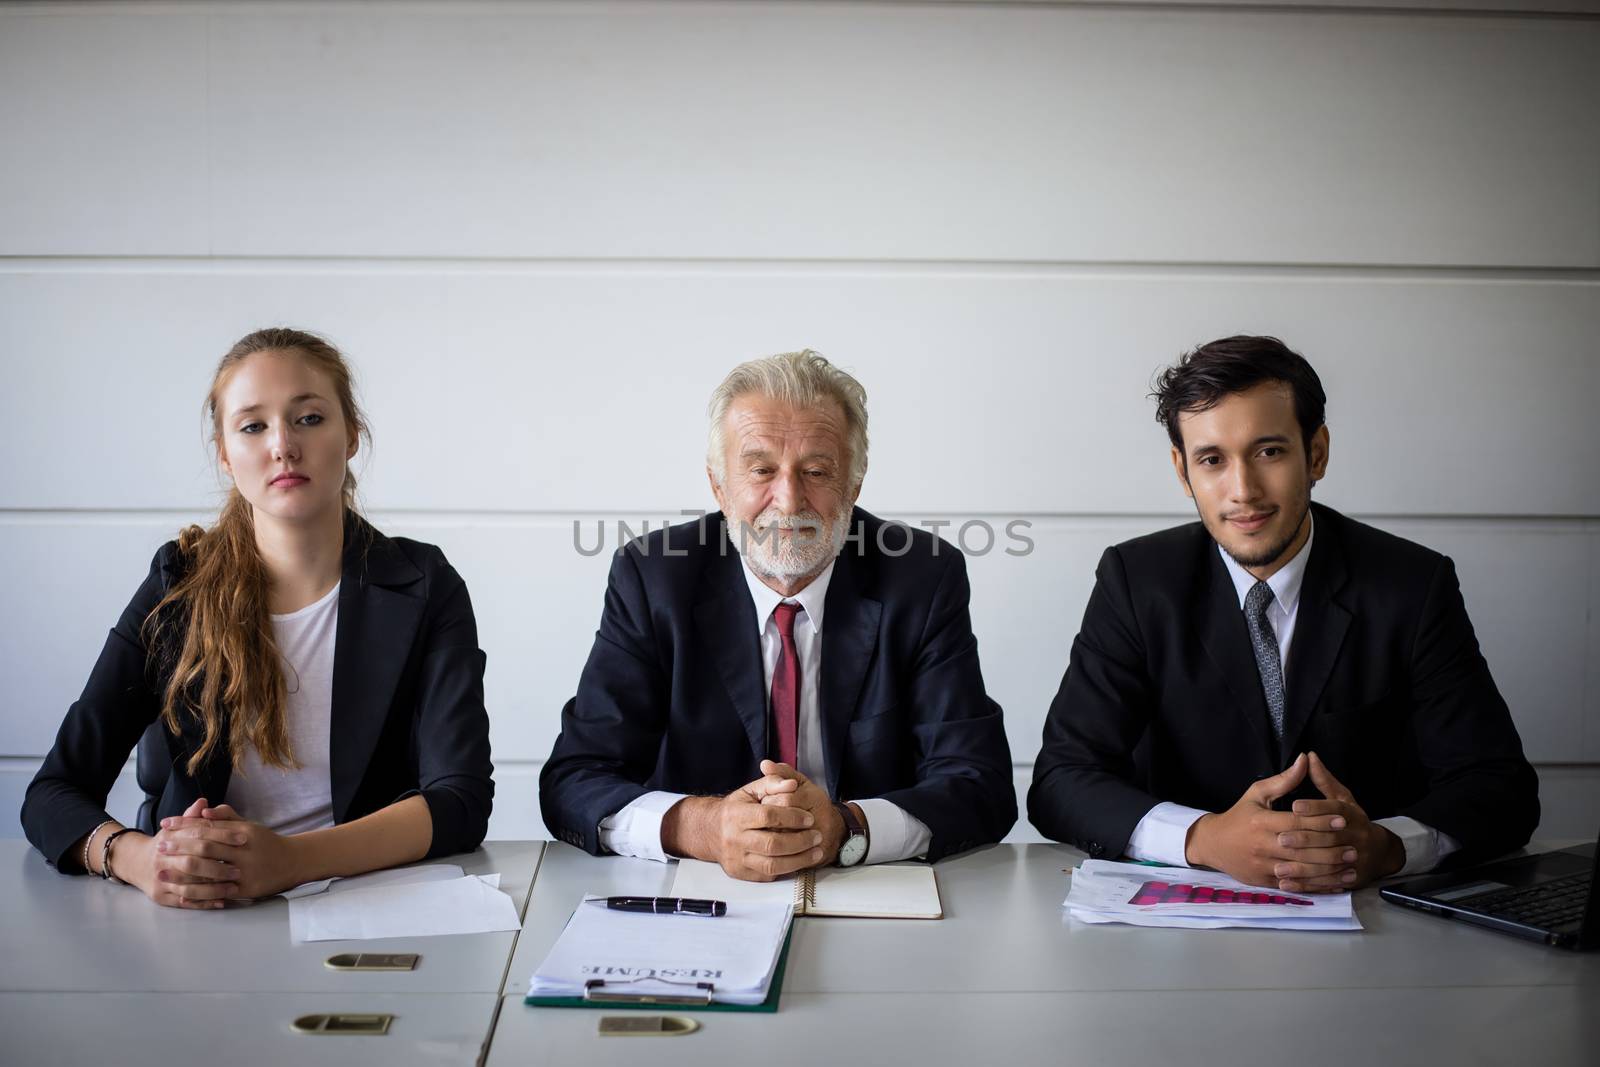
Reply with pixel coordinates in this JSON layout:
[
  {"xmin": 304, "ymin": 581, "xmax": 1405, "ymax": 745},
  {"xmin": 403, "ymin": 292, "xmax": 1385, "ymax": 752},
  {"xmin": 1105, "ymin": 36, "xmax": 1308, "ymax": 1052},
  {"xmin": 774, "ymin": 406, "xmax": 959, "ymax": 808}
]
[{"xmin": 838, "ymin": 832, "xmax": 868, "ymax": 867}]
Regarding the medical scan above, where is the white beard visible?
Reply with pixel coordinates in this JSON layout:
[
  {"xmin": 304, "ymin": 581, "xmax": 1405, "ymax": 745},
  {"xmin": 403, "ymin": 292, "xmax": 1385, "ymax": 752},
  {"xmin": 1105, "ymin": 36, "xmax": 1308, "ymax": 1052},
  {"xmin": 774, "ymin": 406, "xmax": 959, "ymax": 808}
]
[{"xmin": 728, "ymin": 504, "xmax": 852, "ymax": 583}]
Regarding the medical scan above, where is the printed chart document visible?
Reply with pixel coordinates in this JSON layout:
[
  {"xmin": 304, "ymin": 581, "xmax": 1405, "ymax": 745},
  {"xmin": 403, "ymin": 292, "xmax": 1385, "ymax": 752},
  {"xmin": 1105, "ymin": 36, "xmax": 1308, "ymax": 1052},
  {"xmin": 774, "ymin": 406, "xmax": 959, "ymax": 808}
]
[
  {"xmin": 671, "ymin": 858, "xmax": 943, "ymax": 919},
  {"xmin": 528, "ymin": 897, "xmax": 794, "ymax": 1006},
  {"xmin": 283, "ymin": 864, "xmax": 522, "ymax": 942},
  {"xmin": 1064, "ymin": 859, "xmax": 1361, "ymax": 931}
]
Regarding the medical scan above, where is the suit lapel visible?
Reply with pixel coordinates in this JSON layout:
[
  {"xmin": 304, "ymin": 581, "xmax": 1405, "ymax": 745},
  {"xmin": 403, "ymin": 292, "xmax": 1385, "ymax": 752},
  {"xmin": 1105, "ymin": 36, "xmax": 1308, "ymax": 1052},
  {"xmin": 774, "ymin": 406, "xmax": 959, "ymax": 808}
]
[
  {"xmin": 328, "ymin": 526, "xmax": 425, "ymax": 824},
  {"xmin": 694, "ymin": 520, "xmax": 768, "ymax": 767},
  {"xmin": 1193, "ymin": 543, "xmax": 1278, "ymax": 766},
  {"xmin": 819, "ymin": 542, "xmax": 882, "ymax": 799},
  {"xmin": 1279, "ymin": 509, "xmax": 1352, "ymax": 761}
]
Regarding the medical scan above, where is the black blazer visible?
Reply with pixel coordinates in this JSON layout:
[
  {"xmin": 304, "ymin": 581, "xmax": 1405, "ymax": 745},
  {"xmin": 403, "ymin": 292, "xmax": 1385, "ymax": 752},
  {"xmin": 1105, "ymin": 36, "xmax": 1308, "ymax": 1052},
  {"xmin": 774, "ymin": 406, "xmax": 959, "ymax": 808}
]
[
  {"xmin": 21, "ymin": 519, "xmax": 494, "ymax": 870},
  {"xmin": 1028, "ymin": 503, "xmax": 1539, "ymax": 864},
  {"xmin": 540, "ymin": 509, "xmax": 1016, "ymax": 861}
]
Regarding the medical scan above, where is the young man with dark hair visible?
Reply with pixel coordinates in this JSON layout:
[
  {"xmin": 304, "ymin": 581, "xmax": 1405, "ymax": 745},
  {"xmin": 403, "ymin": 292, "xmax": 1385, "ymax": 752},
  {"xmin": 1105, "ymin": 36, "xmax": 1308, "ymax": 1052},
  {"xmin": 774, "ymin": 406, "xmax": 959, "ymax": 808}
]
[{"xmin": 1028, "ymin": 335, "xmax": 1539, "ymax": 892}]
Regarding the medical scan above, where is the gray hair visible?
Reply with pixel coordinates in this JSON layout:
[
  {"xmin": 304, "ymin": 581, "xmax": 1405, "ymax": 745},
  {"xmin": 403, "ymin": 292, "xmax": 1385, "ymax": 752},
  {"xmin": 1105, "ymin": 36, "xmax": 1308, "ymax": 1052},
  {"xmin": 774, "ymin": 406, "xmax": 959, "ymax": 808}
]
[{"xmin": 706, "ymin": 349, "xmax": 869, "ymax": 491}]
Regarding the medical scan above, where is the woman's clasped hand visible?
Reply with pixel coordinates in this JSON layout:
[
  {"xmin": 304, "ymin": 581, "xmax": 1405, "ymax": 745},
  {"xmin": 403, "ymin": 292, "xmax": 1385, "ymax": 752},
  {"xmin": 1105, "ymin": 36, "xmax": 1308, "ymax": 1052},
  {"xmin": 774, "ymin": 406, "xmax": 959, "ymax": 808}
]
[{"xmin": 126, "ymin": 797, "xmax": 303, "ymax": 908}]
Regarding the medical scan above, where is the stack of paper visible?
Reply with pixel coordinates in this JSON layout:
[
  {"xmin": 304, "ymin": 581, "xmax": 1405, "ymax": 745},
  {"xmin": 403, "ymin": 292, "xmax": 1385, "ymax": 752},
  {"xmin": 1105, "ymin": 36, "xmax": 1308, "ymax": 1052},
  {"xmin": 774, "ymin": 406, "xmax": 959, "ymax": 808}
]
[
  {"xmin": 529, "ymin": 897, "xmax": 794, "ymax": 1005},
  {"xmin": 283, "ymin": 864, "xmax": 523, "ymax": 942},
  {"xmin": 1064, "ymin": 860, "xmax": 1362, "ymax": 932}
]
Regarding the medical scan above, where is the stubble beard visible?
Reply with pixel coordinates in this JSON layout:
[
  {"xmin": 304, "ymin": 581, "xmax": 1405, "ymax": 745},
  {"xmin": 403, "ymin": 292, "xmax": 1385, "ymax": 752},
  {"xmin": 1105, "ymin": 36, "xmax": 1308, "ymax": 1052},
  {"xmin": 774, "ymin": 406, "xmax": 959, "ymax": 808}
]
[{"xmin": 1213, "ymin": 493, "xmax": 1312, "ymax": 571}]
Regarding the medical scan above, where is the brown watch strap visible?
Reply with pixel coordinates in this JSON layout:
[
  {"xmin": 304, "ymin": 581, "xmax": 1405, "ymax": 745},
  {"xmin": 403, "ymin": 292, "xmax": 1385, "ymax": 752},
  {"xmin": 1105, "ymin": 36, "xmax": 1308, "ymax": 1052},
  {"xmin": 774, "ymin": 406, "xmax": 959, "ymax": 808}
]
[{"xmin": 835, "ymin": 801, "xmax": 868, "ymax": 853}]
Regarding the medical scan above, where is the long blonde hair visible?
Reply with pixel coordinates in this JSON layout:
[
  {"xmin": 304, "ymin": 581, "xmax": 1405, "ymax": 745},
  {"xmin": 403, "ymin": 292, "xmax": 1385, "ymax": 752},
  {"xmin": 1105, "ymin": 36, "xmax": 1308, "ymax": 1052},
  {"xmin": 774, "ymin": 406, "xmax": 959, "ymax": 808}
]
[{"xmin": 145, "ymin": 328, "xmax": 370, "ymax": 776}]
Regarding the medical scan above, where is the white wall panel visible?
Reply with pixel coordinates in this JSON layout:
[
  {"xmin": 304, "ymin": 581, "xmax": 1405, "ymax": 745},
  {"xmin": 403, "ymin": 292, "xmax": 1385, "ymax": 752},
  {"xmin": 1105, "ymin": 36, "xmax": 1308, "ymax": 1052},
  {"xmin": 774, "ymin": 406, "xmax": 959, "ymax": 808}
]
[
  {"xmin": 208, "ymin": 3, "xmax": 1600, "ymax": 266},
  {"xmin": 2, "ymin": 267, "xmax": 1597, "ymax": 515},
  {"xmin": 0, "ymin": 514, "xmax": 213, "ymax": 755},
  {"xmin": 4, "ymin": 3, "xmax": 1598, "ymax": 265},
  {"xmin": 0, "ymin": 11, "xmax": 210, "ymax": 255},
  {"xmin": 1379, "ymin": 520, "xmax": 1594, "ymax": 760},
  {"xmin": 4, "ymin": 514, "xmax": 1592, "ymax": 767}
]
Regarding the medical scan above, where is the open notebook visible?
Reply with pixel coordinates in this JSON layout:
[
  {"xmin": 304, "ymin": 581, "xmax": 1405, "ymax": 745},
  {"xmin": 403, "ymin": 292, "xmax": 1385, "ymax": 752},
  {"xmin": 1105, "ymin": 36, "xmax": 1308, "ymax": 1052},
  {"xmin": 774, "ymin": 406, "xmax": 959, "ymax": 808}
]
[{"xmin": 671, "ymin": 859, "xmax": 943, "ymax": 919}]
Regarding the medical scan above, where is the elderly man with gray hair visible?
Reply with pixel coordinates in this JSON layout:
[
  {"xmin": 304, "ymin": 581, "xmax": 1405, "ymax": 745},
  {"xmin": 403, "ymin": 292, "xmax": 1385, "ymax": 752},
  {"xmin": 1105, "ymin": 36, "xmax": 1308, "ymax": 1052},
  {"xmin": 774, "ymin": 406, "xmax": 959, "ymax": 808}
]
[{"xmin": 541, "ymin": 350, "xmax": 1016, "ymax": 880}]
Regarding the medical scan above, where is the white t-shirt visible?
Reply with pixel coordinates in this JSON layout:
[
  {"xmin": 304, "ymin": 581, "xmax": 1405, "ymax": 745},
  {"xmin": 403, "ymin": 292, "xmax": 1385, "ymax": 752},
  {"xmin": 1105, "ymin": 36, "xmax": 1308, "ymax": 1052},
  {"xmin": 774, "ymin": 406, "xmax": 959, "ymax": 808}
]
[{"xmin": 225, "ymin": 582, "xmax": 339, "ymax": 836}]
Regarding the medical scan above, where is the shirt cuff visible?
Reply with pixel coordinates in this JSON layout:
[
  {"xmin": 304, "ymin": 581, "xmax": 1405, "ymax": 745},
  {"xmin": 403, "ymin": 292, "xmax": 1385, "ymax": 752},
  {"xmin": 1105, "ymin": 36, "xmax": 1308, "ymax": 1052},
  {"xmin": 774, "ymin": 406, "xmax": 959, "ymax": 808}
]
[
  {"xmin": 1376, "ymin": 816, "xmax": 1463, "ymax": 878},
  {"xmin": 597, "ymin": 790, "xmax": 687, "ymax": 863},
  {"xmin": 853, "ymin": 798, "xmax": 933, "ymax": 864},
  {"xmin": 1124, "ymin": 802, "xmax": 1208, "ymax": 867}
]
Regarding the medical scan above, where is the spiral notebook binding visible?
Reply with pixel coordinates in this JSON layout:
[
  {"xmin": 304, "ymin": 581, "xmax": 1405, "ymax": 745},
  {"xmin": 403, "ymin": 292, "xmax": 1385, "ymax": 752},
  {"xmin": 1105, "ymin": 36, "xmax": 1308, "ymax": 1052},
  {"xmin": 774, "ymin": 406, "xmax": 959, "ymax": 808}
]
[{"xmin": 795, "ymin": 871, "xmax": 817, "ymax": 914}]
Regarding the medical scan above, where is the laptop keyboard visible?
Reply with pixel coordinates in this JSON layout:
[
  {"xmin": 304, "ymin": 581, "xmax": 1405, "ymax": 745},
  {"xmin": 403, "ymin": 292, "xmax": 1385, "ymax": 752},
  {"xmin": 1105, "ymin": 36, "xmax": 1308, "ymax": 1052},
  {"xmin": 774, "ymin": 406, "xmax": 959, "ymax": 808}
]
[{"xmin": 1467, "ymin": 872, "xmax": 1592, "ymax": 927}]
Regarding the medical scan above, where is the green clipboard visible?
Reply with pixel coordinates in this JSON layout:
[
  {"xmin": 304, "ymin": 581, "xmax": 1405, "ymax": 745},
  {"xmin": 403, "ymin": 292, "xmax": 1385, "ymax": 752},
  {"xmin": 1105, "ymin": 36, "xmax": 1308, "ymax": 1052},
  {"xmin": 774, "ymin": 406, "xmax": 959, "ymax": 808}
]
[{"xmin": 523, "ymin": 924, "xmax": 794, "ymax": 1014}]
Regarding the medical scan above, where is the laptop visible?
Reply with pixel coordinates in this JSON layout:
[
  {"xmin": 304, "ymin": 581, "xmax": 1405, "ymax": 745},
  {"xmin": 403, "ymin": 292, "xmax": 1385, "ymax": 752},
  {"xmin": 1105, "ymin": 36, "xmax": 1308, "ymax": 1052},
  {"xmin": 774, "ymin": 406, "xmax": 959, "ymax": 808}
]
[{"xmin": 1379, "ymin": 828, "xmax": 1597, "ymax": 950}]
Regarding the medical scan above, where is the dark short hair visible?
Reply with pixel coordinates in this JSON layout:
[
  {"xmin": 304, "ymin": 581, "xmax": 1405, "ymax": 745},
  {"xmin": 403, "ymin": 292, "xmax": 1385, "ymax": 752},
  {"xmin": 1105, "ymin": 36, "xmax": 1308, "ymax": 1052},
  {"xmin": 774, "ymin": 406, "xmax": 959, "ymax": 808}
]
[{"xmin": 1152, "ymin": 335, "xmax": 1326, "ymax": 456}]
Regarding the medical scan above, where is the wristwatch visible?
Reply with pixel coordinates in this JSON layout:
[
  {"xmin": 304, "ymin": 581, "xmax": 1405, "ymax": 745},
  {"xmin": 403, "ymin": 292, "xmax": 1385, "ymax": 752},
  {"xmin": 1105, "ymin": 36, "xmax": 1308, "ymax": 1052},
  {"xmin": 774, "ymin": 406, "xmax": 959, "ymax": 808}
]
[{"xmin": 834, "ymin": 802, "xmax": 868, "ymax": 867}]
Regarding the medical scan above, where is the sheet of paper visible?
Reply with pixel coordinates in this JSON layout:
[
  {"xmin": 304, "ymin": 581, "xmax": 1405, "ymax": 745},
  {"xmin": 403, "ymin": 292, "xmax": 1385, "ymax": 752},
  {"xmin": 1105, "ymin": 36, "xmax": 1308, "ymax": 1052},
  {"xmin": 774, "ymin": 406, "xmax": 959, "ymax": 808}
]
[
  {"xmin": 288, "ymin": 870, "xmax": 519, "ymax": 942},
  {"xmin": 1063, "ymin": 860, "xmax": 1361, "ymax": 932},
  {"xmin": 285, "ymin": 864, "xmax": 469, "ymax": 939},
  {"xmin": 281, "ymin": 863, "xmax": 466, "ymax": 901},
  {"xmin": 529, "ymin": 896, "xmax": 793, "ymax": 1005},
  {"xmin": 809, "ymin": 864, "xmax": 942, "ymax": 919}
]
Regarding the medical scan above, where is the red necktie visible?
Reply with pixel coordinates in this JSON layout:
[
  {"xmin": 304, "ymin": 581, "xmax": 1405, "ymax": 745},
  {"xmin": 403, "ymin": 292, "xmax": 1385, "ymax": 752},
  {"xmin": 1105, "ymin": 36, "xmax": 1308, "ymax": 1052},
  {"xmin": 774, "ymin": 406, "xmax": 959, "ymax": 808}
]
[{"xmin": 770, "ymin": 602, "xmax": 801, "ymax": 767}]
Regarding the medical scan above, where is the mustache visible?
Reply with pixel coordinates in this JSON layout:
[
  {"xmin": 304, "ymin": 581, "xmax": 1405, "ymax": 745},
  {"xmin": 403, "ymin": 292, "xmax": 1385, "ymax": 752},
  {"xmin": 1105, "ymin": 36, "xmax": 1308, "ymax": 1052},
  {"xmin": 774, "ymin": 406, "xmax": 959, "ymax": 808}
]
[{"xmin": 755, "ymin": 510, "xmax": 826, "ymax": 531}]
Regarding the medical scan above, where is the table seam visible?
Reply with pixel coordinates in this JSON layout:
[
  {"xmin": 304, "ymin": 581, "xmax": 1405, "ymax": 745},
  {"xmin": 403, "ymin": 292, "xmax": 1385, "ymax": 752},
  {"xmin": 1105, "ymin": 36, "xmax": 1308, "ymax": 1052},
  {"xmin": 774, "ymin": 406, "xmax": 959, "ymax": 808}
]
[{"xmin": 478, "ymin": 841, "xmax": 545, "ymax": 1060}]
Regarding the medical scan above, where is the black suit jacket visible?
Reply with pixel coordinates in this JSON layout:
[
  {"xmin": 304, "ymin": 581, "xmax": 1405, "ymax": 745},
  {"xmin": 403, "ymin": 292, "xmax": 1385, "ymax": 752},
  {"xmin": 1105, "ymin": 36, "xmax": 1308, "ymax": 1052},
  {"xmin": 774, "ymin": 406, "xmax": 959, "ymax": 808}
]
[
  {"xmin": 540, "ymin": 509, "xmax": 1016, "ymax": 861},
  {"xmin": 1028, "ymin": 503, "xmax": 1538, "ymax": 864},
  {"xmin": 21, "ymin": 519, "xmax": 495, "ymax": 870}
]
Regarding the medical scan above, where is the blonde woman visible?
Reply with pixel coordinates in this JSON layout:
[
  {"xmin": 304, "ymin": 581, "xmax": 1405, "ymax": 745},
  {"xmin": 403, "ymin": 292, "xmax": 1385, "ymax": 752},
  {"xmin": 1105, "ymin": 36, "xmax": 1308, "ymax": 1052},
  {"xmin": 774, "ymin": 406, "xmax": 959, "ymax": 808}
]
[{"xmin": 22, "ymin": 328, "xmax": 493, "ymax": 908}]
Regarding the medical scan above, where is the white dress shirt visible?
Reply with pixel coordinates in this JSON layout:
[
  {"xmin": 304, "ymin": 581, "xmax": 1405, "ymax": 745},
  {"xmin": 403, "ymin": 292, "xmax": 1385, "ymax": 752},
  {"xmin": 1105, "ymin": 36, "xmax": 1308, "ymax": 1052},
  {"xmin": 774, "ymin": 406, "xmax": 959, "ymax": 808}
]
[
  {"xmin": 597, "ymin": 559, "xmax": 934, "ymax": 864},
  {"xmin": 1124, "ymin": 516, "xmax": 1461, "ymax": 877}
]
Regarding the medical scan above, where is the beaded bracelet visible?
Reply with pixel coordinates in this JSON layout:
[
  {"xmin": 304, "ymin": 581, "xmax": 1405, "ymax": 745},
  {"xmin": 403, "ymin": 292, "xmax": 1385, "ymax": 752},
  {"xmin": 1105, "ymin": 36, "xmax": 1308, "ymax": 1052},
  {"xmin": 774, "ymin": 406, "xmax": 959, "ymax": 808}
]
[
  {"xmin": 100, "ymin": 827, "xmax": 135, "ymax": 884},
  {"xmin": 80, "ymin": 819, "xmax": 116, "ymax": 875}
]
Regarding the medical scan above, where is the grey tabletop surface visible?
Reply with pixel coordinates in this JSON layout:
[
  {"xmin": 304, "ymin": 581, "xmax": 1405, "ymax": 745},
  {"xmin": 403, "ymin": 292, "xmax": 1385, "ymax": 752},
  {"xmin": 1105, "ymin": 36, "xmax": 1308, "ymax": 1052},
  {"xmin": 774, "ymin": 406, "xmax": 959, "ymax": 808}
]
[
  {"xmin": 0, "ymin": 840, "xmax": 543, "ymax": 994},
  {"xmin": 508, "ymin": 842, "xmax": 1600, "ymax": 996},
  {"xmin": 2, "ymin": 992, "xmax": 501, "ymax": 1067},
  {"xmin": 489, "ymin": 985, "xmax": 1600, "ymax": 1067}
]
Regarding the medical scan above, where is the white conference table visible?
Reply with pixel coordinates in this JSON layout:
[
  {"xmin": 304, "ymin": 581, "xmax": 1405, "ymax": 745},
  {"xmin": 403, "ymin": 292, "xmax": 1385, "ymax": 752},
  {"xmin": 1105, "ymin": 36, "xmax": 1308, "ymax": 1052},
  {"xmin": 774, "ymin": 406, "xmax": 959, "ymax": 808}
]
[
  {"xmin": 508, "ymin": 842, "xmax": 1599, "ymax": 995},
  {"xmin": 0, "ymin": 840, "xmax": 543, "ymax": 994},
  {"xmin": 5, "ymin": 839, "xmax": 1596, "ymax": 1065},
  {"xmin": 0, "ymin": 992, "xmax": 502, "ymax": 1067},
  {"xmin": 491, "ymin": 842, "xmax": 1600, "ymax": 1066}
]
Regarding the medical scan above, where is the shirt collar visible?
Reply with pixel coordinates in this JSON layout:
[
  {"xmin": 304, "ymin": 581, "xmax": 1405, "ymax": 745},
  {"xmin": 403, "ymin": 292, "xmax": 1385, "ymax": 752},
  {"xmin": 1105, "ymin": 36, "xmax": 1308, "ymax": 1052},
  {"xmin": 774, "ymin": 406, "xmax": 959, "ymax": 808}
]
[
  {"xmin": 1218, "ymin": 511, "xmax": 1314, "ymax": 616},
  {"xmin": 740, "ymin": 558, "xmax": 835, "ymax": 637}
]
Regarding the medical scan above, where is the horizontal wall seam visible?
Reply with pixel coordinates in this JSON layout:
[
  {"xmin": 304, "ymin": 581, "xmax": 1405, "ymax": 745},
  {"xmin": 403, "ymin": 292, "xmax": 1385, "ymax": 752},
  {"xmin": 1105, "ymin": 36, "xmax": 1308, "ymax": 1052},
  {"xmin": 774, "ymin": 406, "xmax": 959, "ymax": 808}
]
[
  {"xmin": 2, "ymin": 257, "xmax": 1599, "ymax": 283},
  {"xmin": 3, "ymin": 1, "xmax": 1598, "ymax": 24}
]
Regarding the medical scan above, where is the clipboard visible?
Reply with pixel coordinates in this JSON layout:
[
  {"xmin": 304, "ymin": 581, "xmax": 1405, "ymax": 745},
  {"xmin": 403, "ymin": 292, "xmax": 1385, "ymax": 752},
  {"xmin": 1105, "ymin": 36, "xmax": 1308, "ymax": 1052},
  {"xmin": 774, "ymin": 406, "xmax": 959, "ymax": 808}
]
[{"xmin": 523, "ymin": 924, "xmax": 793, "ymax": 1013}]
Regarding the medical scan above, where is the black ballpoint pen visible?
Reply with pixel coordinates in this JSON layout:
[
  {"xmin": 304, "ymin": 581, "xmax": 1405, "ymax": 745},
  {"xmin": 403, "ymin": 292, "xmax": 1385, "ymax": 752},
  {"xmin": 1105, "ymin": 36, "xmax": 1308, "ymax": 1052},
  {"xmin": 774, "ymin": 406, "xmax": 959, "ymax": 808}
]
[{"xmin": 605, "ymin": 896, "xmax": 727, "ymax": 916}]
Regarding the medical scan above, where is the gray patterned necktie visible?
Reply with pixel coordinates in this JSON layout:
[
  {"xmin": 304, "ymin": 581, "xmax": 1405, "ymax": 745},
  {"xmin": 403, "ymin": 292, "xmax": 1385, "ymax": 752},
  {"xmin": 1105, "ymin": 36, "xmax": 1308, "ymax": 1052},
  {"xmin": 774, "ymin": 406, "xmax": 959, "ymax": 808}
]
[{"xmin": 1244, "ymin": 580, "xmax": 1286, "ymax": 740}]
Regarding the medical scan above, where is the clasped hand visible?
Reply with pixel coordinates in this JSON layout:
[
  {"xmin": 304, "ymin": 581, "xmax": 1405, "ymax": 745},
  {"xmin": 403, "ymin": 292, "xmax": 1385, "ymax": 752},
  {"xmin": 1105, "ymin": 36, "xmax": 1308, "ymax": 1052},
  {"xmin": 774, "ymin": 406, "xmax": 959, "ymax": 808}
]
[
  {"xmin": 1185, "ymin": 751, "xmax": 1404, "ymax": 893},
  {"xmin": 666, "ymin": 760, "xmax": 844, "ymax": 882},
  {"xmin": 125, "ymin": 798, "xmax": 298, "ymax": 908}
]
